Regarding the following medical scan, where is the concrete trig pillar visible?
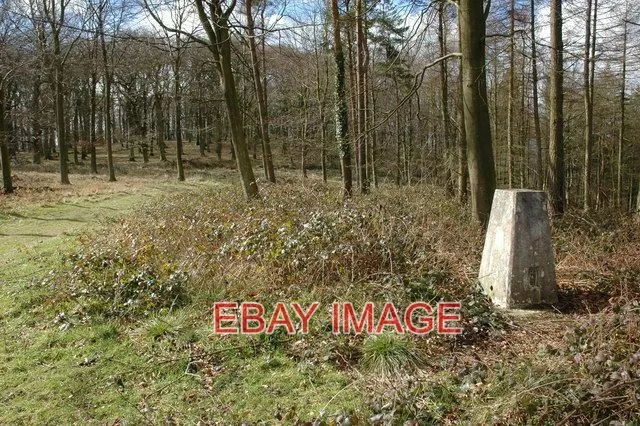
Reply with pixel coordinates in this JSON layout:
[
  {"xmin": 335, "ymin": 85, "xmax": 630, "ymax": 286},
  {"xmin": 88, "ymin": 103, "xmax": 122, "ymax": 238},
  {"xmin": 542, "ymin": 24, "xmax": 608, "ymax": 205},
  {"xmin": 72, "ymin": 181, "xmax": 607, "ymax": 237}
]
[{"xmin": 479, "ymin": 190, "xmax": 558, "ymax": 309}]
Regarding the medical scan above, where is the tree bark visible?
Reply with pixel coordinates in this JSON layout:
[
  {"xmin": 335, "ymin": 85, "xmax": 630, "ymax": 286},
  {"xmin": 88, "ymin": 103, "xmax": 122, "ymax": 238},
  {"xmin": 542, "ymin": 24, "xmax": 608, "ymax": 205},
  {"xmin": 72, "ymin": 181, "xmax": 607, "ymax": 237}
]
[
  {"xmin": 0, "ymin": 86, "xmax": 13, "ymax": 193},
  {"xmin": 245, "ymin": 0, "xmax": 275, "ymax": 183},
  {"xmin": 530, "ymin": 0, "xmax": 543, "ymax": 189},
  {"xmin": 439, "ymin": 2, "xmax": 453, "ymax": 194},
  {"xmin": 98, "ymin": 8, "xmax": 116, "ymax": 182},
  {"xmin": 356, "ymin": 0, "xmax": 368, "ymax": 194},
  {"xmin": 507, "ymin": 0, "xmax": 516, "ymax": 188},
  {"xmin": 195, "ymin": 0, "xmax": 259, "ymax": 199},
  {"xmin": 583, "ymin": 0, "xmax": 594, "ymax": 211},
  {"xmin": 459, "ymin": 0, "xmax": 496, "ymax": 225},
  {"xmin": 548, "ymin": 0, "xmax": 565, "ymax": 216},
  {"xmin": 53, "ymin": 33, "xmax": 69, "ymax": 184},
  {"xmin": 174, "ymin": 35, "xmax": 185, "ymax": 182},
  {"xmin": 331, "ymin": 0, "xmax": 352, "ymax": 198},
  {"xmin": 618, "ymin": 19, "xmax": 627, "ymax": 209}
]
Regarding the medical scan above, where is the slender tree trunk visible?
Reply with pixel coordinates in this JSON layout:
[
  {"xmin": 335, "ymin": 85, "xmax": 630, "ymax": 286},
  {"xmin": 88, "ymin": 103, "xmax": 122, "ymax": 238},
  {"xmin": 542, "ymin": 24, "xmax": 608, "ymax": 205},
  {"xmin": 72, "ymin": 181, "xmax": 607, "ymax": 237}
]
[
  {"xmin": 394, "ymin": 74, "xmax": 402, "ymax": 186},
  {"xmin": 345, "ymin": 9, "xmax": 359, "ymax": 187},
  {"xmin": 507, "ymin": 0, "xmax": 516, "ymax": 188},
  {"xmin": 194, "ymin": 0, "xmax": 259, "ymax": 199},
  {"xmin": 315, "ymin": 31, "xmax": 329, "ymax": 184},
  {"xmin": 245, "ymin": 0, "xmax": 275, "ymax": 183},
  {"xmin": 457, "ymin": 13, "xmax": 468, "ymax": 202},
  {"xmin": 99, "ymin": 15, "xmax": 116, "ymax": 182},
  {"xmin": 155, "ymin": 94, "xmax": 167, "ymax": 162},
  {"xmin": 530, "ymin": 0, "xmax": 543, "ymax": 189},
  {"xmin": 370, "ymin": 68, "xmax": 378, "ymax": 189},
  {"xmin": 301, "ymin": 90, "xmax": 309, "ymax": 179},
  {"xmin": 0, "ymin": 86, "xmax": 12, "ymax": 193},
  {"xmin": 618, "ymin": 19, "xmax": 628, "ymax": 209},
  {"xmin": 548, "ymin": 0, "xmax": 565, "ymax": 216},
  {"xmin": 73, "ymin": 98, "xmax": 80, "ymax": 165},
  {"xmin": 356, "ymin": 0, "xmax": 368, "ymax": 194},
  {"xmin": 331, "ymin": 0, "xmax": 352, "ymax": 197},
  {"xmin": 439, "ymin": 2, "xmax": 453, "ymax": 194},
  {"xmin": 583, "ymin": 0, "xmax": 594, "ymax": 211},
  {"xmin": 89, "ymin": 73, "xmax": 98, "ymax": 173},
  {"xmin": 31, "ymin": 80, "xmax": 42, "ymax": 165},
  {"xmin": 174, "ymin": 40, "xmax": 185, "ymax": 182},
  {"xmin": 53, "ymin": 32, "xmax": 70, "ymax": 185},
  {"xmin": 459, "ymin": 0, "xmax": 496, "ymax": 225}
]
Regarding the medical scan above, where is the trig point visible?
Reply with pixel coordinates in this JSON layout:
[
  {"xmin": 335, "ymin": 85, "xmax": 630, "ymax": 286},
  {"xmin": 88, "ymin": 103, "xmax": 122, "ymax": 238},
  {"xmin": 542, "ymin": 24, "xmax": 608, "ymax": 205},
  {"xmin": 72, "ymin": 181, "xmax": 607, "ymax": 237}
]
[{"xmin": 479, "ymin": 190, "xmax": 558, "ymax": 309}]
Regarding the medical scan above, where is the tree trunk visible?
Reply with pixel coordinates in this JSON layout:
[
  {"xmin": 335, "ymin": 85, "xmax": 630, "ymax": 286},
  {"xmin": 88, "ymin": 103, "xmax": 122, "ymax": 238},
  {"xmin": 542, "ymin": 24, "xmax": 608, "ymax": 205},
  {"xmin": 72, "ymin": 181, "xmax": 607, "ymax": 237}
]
[
  {"xmin": 618, "ymin": 19, "xmax": 627, "ymax": 209},
  {"xmin": 99, "ymin": 15, "xmax": 116, "ymax": 182},
  {"xmin": 195, "ymin": 0, "xmax": 258, "ymax": 198},
  {"xmin": 301, "ymin": 90, "xmax": 309, "ymax": 179},
  {"xmin": 53, "ymin": 32, "xmax": 70, "ymax": 185},
  {"xmin": 439, "ymin": 2, "xmax": 453, "ymax": 194},
  {"xmin": 0, "ymin": 86, "xmax": 13, "ymax": 193},
  {"xmin": 356, "ymin": 0, "xmax": 368, "ymax": 194},
  {"xmin": 32, "ymin": 80, "xmax": 42, "ymax": 164},
  {"xmin": 507, "ymin": 0, "xmax": 516, "ymax": 188},
  {"xmin": 530, "ymin": 0, "xmax": 543, "ymax": 189},
  {"xmin": 457, "ymin": 12, "xmax": 468, "ymax": 202},
  {"xmin": 459, "ymin": 0, "xmax": 497, "ymax": 225},
  {"xmin": 548, "ymin": 0, "xmax": 565, "ymax": 216},
  {"xmin": 89, "ymin": 73, "xmax": 98, "ymax": 173},
  {"xmin": 331, "ymin": 0, "xmax": 352, "ymax": 198},
  {"xmin": 73, "ymin": 98, "xmax": 80, "ymax": 165},
  {"xmin": 245, "ymin": 0, "xmax": 275, "ymax": 183},
  {"xmin": 174, "ymin": 39, "xmax": 185, "ymax": 182},
  {"xmin": 154, "ymin": 93, "xmax": 167, "ymax": 162},
  {"xmin": 394, "ymin": 74, "xmax": 402, "ymax": 186},
  {"xmin": 582, "ymin": 0, "xmax": 594, "ymax": 210},
  {"xmin": 314, "ymin": 29, "xmax": 329, "ymax": 184}
]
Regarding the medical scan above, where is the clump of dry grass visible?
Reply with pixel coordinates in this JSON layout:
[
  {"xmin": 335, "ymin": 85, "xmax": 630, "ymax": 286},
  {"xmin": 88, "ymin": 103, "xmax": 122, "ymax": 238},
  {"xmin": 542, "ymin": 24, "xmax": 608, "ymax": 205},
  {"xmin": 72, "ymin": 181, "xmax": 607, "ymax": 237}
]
[
  {"xmin": 553, "ymin": 210, "xmax": 640, "ymax": 312},
  {"xmin": 63, "ymin": 180, "xmax": 482, "ymax": 306}
]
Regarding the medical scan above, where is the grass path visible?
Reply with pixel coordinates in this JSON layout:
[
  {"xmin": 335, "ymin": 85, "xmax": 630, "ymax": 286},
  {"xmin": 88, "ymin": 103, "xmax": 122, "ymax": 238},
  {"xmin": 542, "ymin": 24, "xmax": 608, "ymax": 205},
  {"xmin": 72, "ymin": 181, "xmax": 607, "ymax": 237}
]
[
  {"xmin": 0, "ymin": 177, "xmax": 214, "ymax": 423},
  {"xmin": 0, "ymin": 174, "xmax": 362, "ymax": 424}
]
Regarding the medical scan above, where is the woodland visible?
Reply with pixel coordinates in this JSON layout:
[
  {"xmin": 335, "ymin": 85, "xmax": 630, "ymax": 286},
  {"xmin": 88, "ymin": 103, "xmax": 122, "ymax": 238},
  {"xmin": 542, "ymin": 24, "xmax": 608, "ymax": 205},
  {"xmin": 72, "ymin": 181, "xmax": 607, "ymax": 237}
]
[{"xmin": 0, "ymin": 0, "xmax": 639, "ymax": 424}]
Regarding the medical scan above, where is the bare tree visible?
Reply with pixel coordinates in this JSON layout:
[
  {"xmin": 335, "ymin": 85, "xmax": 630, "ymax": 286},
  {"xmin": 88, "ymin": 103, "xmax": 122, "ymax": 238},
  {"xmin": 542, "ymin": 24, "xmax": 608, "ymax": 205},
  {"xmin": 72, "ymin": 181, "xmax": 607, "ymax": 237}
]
[
  {"xmin": 548, "ymin": 0, "xmax": 565, "ymax": 216},
  {"xmin": 245, "ymin": 0, "xmax": 275, "ymax": 183},
  {"xmin": 459, "ymin": 0, "xmax": 496, "ymax": 224},
  {"xmin": 331, "ymin": 0, "xmax": 352, "ymax": 197}
]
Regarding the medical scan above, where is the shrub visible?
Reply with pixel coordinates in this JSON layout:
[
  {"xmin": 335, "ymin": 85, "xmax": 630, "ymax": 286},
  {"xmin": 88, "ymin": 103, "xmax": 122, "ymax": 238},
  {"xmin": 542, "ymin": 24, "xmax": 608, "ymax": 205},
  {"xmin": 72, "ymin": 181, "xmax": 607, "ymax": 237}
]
[
  {"xmin": 62, "ymin": 246, "xmax": 189, "ymax": 319},
  {"xmin": 361, "ymin": 334, "xmax": 420, "ymax": 376}
]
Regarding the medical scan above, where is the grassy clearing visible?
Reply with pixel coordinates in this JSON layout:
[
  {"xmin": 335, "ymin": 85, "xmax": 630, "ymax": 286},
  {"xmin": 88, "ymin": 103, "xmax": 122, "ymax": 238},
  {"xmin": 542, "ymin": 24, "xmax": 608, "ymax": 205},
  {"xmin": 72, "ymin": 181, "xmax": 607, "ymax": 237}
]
[
  {"xmin": 1, "ymin": 162, "xmax": 639, "ymax": 423},
  {"xmin": 1, "ymin": 171, "xmax": 369, "ymax": 424}
]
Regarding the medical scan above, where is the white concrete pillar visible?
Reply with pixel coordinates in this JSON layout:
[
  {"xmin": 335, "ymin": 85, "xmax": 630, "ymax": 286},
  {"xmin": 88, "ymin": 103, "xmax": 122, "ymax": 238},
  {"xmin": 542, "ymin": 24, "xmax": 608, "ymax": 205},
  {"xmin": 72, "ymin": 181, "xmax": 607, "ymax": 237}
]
[{"xmin": 479, "ymin": 190, "xmax": 558, "ymax": 309}]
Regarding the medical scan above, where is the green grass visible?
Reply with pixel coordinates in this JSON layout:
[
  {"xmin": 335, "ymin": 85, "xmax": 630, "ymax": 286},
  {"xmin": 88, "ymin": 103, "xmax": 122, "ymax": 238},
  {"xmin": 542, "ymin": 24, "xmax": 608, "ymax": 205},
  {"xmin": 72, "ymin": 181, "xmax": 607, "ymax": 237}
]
[
  {"xmin": 0, "ymin": 174, "xmax": 364, "ymax": 424},
  {"xmin": 3, "ymin": 166, "xmax": 637, "ymax": 423}
]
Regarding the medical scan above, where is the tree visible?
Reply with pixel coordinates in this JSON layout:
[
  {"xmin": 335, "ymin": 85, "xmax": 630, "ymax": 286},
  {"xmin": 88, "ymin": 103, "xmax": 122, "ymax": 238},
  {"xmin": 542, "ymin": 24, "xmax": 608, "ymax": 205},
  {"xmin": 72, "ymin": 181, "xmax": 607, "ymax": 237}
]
[
  {"xmin": 145, "ymin": 0, "xmax": 259, "ymax": 198},
  {"xmin": 193, "ymin": 0, "xmax": 258, "ymax": 198},
  {"xmin": 530, "ymin": 0, "xmax": 543, "ymax": 189},
  {"xmin": 507, "ymin": 0, "xmax": 515, "ymax": 188},
  {"xmin": 95, "ymin": 0, "xmax": 117, "ymax": 182},
  {"xmin": 245, "ymin": 0, "xmax": 275, "ymax": 183},
  {"xmin": 459, "ymin": 0, "xmax": 496, "ymax": 225},
  {"xmin": 0, "ymin": 1, "xmax": 15, "ymax": 194},
  {"xmin": 42, "ymin": 0, "xmax": 74, "ymax": 184},
  {"xmin": 438, "ymin": 1, "xmax": 453, "ymax": 194},
  {"xmin": 582, "ymin": 0, "xmax": 594, "ymax": 210},
  {"xmin": 331, "ymin": 0, "xmax": 352, "ymax": 198},
  {"xmin": 355, "ymin": 0, "xmax": 368, "ymax": 194},
  {"xmin": 617, "ymin": 10, "xmax": 628, "ymax": 209},
  {"xmin": 0, "ymin": 83, "xmax": 11, "ymax": 193},
  {"xmin": 547, "ymin": 0, "xmax": 565, "ymax": 216}
]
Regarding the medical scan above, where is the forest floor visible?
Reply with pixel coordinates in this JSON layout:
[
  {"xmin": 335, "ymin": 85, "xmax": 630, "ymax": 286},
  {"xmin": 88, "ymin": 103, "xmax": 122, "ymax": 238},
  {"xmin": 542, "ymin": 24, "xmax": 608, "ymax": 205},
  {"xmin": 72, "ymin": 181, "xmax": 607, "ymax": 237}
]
[{"xmin": 1, "ymin": 146, "xmax": 639, "ymax": 424}]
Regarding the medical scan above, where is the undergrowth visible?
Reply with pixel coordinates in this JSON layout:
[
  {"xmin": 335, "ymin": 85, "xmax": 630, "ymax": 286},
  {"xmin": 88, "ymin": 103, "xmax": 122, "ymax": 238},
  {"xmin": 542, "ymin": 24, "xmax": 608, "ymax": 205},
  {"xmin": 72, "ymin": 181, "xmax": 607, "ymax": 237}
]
[{"xmin": 40, "ymin": 180, "xmax": 640, "ymax": 423}]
